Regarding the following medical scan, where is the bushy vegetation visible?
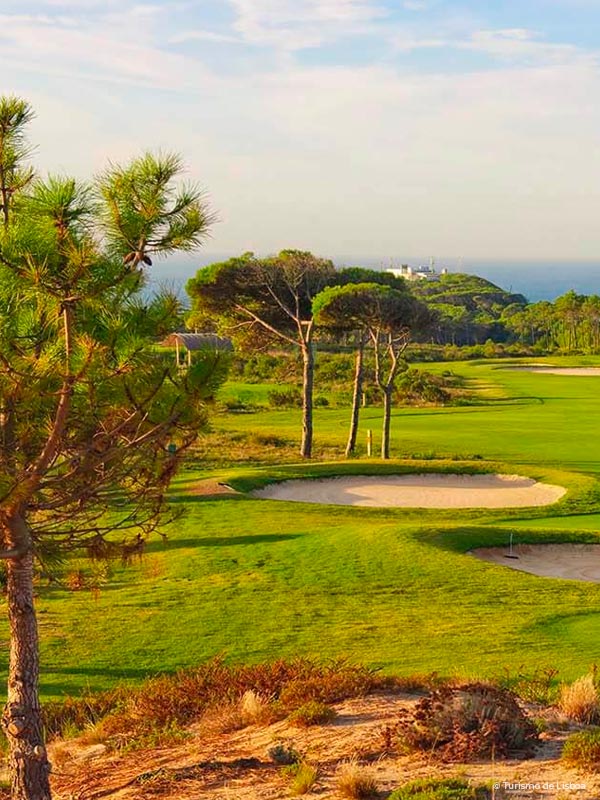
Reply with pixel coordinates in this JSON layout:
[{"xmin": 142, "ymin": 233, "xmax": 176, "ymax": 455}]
[
  {"xmin": 388, "ymin": 684, "xmax": 538, "ymax": 762},
  {"xmin": 287, "ymin": 700, "xmax": 337, "ymax": 727},
  {"xmin": 562, "ymin": 727, "xmax": 600, "ymax": 771},
  {"xmin": 558, "ymin": 674, "xmax": 600, "ymax": 724},
  {"xmin": 334, "ymin": 761, "xmax": 379, "ymax": 799},
  {"xmin": 42, "ymin": 658, "xmax": 380, "ymax": 747},
  {"xmin": 389, "ymin": 778, "xmax": 491, "ymax": 800},
  {"xmin": 282, "ymin": 761, "xmax": 319, "ymax": 795}
]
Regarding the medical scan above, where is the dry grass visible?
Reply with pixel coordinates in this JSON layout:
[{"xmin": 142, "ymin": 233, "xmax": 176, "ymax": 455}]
[
  {"xmin": 240, "ymin": 690, "xmax": 276, "ymax": 726},
  {"xmin": 335, "ymin": 761, "xmax": 379, "ymax": 799},
  {"xmin": 285, "ymin": 762, "xmax": 319, "ymax": 796},
  {"xmin": 43, "ymin": 658, "xmax": 380, "ymax": 746},
  {"xmin": 558, "ymin": 674, "xmax": 600, "ymax": 724}
]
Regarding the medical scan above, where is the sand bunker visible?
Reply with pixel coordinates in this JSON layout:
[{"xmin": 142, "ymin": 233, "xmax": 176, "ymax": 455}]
[
  {"xmin": 507, "ymin": 366, "xmax": 600, "ymax": 376},
  {"xmin": 252, "ymin": 474, "xmax": 566, "ymax": 508},
  {"xmin": 472, "ymin": 543, "xmax": 600, "ymax": 582}
]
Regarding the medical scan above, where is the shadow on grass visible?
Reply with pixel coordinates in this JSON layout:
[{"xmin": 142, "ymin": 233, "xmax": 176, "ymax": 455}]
[
  {"xmin": 168, "ymin": 492, "xmax": 248, "ymax": 505},
  {"xmin": 145, "ymin": 532, "xmax": 303, "ymax": 552},
  {"xmin": 414, "ymin": 524, "xmax": 600, "ymax": 556}
]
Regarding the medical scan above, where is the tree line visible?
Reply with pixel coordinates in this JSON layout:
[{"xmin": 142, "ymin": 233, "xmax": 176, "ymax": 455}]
[{"xmin": 186, "ymin": 252, "xmax": 432, "ymax": 461}]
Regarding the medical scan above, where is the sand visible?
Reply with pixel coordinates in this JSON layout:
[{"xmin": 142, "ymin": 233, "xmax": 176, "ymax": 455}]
[
  {"xmin": 507, "ymin": 366, "xmax": 600, "ymax": 376},
  {"xmin": 251, "ymin": 473, "xmax": 566, "ymax": 509},
  {"xmin": 472, "ymin": 543, "xmax": 600, "ymax": 582}
]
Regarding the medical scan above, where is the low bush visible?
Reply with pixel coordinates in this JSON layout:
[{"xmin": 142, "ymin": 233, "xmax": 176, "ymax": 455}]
[
  {"xmin": 268, "ymin": 740, "xmax": 303, "ymax": 765},
  {"xmin": 267, "ymin": 388, "xmax": 302, "ymax": 408},
  {"xmin": 239, "ymin": 689, "xmax": 275, "ymax": 726},
  {"xmin": 389, "ymin": 777, "xmax": 491, "ymax": 799},
  {"xmin": 43, "ymin": 658, "xmax": 379, "ymax": 748},
  {"xmin": 288, "ymin": 700, "xmax": 337, "ymax": 727},
  {"xmin": 558, "ymin": 674, "xmax": 600, "ymax": 724},
  {"xmin": 335, "ymin": 761, "xmax": 378, "ymax": 799},
  {"xmin": 497, "ymin": 666, "xmax": 559, "ymax": 706},
  {"xmin": 396, "ymin": 369, "xmax": 451, "ymax": 405},
  {"xmin": 283, "ymin": 762, "xmax": 319, "ymax": 795},
  {"xmin": 562, "ymin": 728, "xmax": 600, "ymax": 771},
  {"xmin": 390, "ymin": 683, "xmax": 538, "ymax": 762}
]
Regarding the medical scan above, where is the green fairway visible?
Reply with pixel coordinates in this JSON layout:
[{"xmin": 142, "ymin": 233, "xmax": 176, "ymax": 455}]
[
  {"xmin": 217, "ymin": 357, "xmax": 600, "ymax": 471},
  {"xmin": 8, "ymin": 356, "xmax": 600, "ymax": 700}
]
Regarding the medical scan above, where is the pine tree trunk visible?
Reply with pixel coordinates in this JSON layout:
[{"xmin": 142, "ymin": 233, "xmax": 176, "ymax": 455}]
[
  {"xmin": 300, "ymin": 344, "xmax": 314, "ymax": 459},
  {"xmin": 345, "ymin": 341, "xmax": 364, "ymax": 457},
  {"xmin": 381, "ymin": 387, "xmax": 392, "ymax": 460},
  {"xmin": 1, "ymin": 514, "xmax": 51, "ymax": 800}
]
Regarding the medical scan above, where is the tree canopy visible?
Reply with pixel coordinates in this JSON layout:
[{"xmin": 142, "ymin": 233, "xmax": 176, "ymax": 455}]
[{"xmin": 0, "ymin": 96, "xmax": 221, "ymax": 800}]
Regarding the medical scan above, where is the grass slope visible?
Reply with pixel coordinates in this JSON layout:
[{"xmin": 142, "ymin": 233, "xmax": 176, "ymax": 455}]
[{"xmin": 5, "ymin": 356, "xmax": 600, "ymax": 700}]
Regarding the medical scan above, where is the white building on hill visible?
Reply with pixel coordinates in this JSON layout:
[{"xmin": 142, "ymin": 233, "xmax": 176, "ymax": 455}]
[{"xmin": 387, "ymin": 259, "xmax": 448, "ymax": 282}]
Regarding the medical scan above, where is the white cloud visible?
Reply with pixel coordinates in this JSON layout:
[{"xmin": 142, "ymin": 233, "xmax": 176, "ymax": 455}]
[
  {"xmin": 466, "ymin": 28, "xmax": 589, "ymax": 64},
  {"xmin": 403, "ymin": 0, "xmax": 429, "ymax": 10},
  {"xmin": 228, "ymin": 0, "xmax": 386, "ymax": 50},
  {"xmin": 4, "ymin": 1, "xmax": 600, "ymax": 260},
  {"xmin": 169, "ymin": 30, "xmax": 240, "ymax": 45},
  {"xmin": 392, "ymin": 26, "xmax": 597, "ymax": 67},
  {"xmin": 0, "ymin": 7, "xmax": 218, "ymax": 90}
]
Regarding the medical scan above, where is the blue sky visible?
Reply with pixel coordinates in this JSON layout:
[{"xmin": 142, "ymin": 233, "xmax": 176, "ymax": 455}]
[{"xmin": 3, "ymin": 0, "xmax": 600, "ymax": 264}]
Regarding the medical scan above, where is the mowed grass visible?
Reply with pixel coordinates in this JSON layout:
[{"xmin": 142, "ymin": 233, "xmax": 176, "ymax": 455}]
[
  {"xmin": 218, "ymin": 357, "xmax": 600, "ymax": 471},
  {"xmin": 30, "ymin": 487, "xmax": 600, "ymax": 699},
  {"xmin": 6, "ymin": 356, "xmax": 600, "ymax": 700}
]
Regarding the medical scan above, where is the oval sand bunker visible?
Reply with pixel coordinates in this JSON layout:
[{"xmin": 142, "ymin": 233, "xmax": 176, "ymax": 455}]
[
  {"xmin": 507, "ymin": 366, "xmax": 600, "ymax": 376},
  {"xmin": 252, "ymin": 474, "xmax": 565, "ymax": 508},
  {"xmin": 472, "ymin": 544, "xmax": 600, "ymax": 582}
]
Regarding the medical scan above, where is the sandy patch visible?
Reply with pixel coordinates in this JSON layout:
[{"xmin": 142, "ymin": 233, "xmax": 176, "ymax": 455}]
[
  {"xmin": 190, "ymin": 479, "xmax": 239, "ymax": 497},
  {"xmin": 51, "ymin": 692, "xmax": 600, "ymax": 800},
  {"xmin": 472, "ymin": 543, "xmax": 600, "ymax": 582},
  {"xmin": 507, "ymin": 366, "xmax": 600, "ymax": 376},
  {"xmin": 251, "ymin": 474, "xmax": 566, "ymax": 509}
]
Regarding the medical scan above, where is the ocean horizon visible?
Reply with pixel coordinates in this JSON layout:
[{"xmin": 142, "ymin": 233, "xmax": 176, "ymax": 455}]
[{"xmin": 149, "ymin": 255, "xmax": 600, "ymax": 304}]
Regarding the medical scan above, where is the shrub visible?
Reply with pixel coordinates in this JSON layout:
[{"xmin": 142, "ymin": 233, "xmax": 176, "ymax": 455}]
[
  {"xmin": 562, "ymin": 728, "xmax": 600, "ymax": 771},
  {"xmin": 497, "ymin": 666, "xmax": 559, "ymax": 706},
  {"xmin": 283, "ymin": 762, "xmax": 319, "ymax": 795},
  {"xmin": 267, "ymin": 388, "xmax": 302, "ymax": 408},
  {"xmin": 389, "ymin": 777, "xmax": 491, "ymax": 799},
  {"xmin": 222, "ymin": 396, "xmax": 260, "ymax": 413},
  {"xmin": 335, "ymin": 761, "xmax": 378, "ymax": 799},
  {"xmin": 268, "ymin": 740, "xmax": 302, "ymax": 765},
  {"xmin": 391, "ymin": 683, "xmax": 538, "ymax": 762},
  {"xmin": 558, "ymin": 674, "xmax": 600, "ymax": 724},
  {"xmin": 288, "ymin": 700, "xmax": 337, "ymax": 727},
  {"xmin": 278, "ymin": 661, "xmax": 375, "ymax": 709},
  {"xmin": 314, "ymin": 395, "xmax": 330, "ymax": 407},
  {"xmin": 396, "ymin": 369, "xmax": 450, "ymax": 405},
  {"xmin": 239, "ymin": 690, "xmax": 276, "ymax": 726},
  {"xmin": 43, "ymin": 658, "xmax": 378, "ymax": 747}
]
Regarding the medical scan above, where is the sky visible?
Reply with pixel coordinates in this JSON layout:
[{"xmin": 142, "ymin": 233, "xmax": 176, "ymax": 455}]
[{"xmin": 3, "ymin": 0, "xmax": 600, "ymax": 267}]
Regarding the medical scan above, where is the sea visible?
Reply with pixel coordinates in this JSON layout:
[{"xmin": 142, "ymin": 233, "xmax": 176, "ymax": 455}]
[{"xmin": 148, "ymin": 256, "xmax": 600, "ymax": 304}]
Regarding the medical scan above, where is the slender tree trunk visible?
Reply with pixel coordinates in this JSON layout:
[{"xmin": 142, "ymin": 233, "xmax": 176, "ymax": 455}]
[
  {"xmin": 381, "ymin": 387, "xmax": 392, "ymax": 460},
  {"xmin": 300, "ymin": 343, "xmax": 314, "ymax": 459},
  {"xmin": 345, "ymin": 338, "xmax": 365, "ymax": 457},
  {"xmin": 1, "ymin": 513, "xmax": 51, "ymax": 800}
]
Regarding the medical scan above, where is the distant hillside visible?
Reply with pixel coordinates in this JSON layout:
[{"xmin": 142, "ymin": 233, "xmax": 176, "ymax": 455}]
[{"xmin": 411, "ymin": 273, "xmax": 527, "ymax": 345}]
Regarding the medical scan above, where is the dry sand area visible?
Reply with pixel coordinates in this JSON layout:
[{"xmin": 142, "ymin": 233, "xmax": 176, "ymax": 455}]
[
  {"xmin": 252, "ymin": 473, "xmax": 566, "ymax": 509},
  {"xmin": 473, "ymin": 543, "xmax": 600, "ymax": 582},
  {"xmin": 508, "ymin": 366, "xmax": 600, "ymax": 375},
  {"xmin": 50, "ymin": 692, "xmax": 600, "ymax": 800}
]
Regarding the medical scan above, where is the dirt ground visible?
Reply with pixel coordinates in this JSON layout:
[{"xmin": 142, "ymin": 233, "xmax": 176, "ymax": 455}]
[{"xmin": 49, "ymin": 692, "xmax": 599, "ymax": 800}]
